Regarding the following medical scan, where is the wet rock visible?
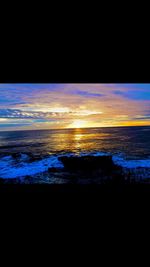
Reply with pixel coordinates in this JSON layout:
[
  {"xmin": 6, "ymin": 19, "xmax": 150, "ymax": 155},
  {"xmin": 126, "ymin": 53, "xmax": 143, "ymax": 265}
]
[
  {"xmin": 59, "ymin": 155, "xmax": 116, "ymax": 172},
  {"xmin": 48, "ymin": 167, "xmax": 58, "ymax": 173},
  {"xmin": 59, "ymin": 155, "xmax": 125, "ymax": 183},
  {"xmin": 27, "ymin": 154, "xmax": 43, "ymax": 163},
  {"xmin": 11, "ymin": 153, "xmax": 21, "ymax": 160},
  {"xmin": 0, "ymin": 178, "xmax": 4, "ymax": 184},
  {"xmin": 111, "ymin": 171, "xmax": 125, "ymax": 184},
  {"xmin": 25, "ymin": 175, "xmax": 31, "ymax": 180}
]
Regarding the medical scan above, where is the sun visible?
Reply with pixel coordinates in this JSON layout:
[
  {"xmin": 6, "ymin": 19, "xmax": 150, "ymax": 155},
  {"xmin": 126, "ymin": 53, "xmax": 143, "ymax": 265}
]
[{"xmin": 68, "ymin": 120, "xmax": 87, "ymax": 129}]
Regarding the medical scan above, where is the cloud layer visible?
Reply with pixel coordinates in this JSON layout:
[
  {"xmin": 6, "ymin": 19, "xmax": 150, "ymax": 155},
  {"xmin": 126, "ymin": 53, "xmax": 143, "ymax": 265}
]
[{"xmin": 0, "ymin": 84, "xmax": 150, "ymax": 130}]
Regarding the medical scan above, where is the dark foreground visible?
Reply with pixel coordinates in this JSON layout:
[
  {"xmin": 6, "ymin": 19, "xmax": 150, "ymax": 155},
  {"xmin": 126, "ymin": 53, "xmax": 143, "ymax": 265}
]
[{"xmin": 1, "ymin": 155, "xmax": 150, "ymax": 184}]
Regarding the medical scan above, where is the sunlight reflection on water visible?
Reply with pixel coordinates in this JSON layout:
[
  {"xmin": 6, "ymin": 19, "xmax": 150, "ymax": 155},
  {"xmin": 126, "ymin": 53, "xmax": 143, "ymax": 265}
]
[{"xmin": 0, "ymin": 127, "xmax": 150, "ymax": 159}]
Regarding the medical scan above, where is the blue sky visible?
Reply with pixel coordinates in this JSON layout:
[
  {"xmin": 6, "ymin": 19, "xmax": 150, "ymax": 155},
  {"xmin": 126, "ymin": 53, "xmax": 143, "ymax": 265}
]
[{"xmin": 0, "ymin": 84, "xmax": 150, "ymax": 130}]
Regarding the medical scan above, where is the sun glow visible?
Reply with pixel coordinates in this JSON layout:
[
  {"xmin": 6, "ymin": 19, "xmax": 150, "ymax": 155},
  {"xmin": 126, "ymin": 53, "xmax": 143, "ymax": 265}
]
[
  {"xmin": 0, "ymin": 118, "xmax": 9, "ymax": 122},
  {"xmin": 68, "ymin": 120, "xmax": 88, "ymax": 129},
  {"xmin": 76, "ymin": 110, "xmax": 103, "ymax": 116}
]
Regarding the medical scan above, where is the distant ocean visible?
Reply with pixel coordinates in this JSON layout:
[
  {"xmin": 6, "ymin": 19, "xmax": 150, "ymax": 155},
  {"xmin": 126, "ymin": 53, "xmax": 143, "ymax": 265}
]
[{"xmin": 1, "ymin": 126, "xmax": 150, "ymax": 181}]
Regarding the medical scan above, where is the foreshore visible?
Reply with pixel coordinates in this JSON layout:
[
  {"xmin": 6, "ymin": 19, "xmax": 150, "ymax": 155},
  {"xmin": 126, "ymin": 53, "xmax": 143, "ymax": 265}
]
[{"xmin": 1, "ymin": 154, "xmax": 150, "ymax": 184}]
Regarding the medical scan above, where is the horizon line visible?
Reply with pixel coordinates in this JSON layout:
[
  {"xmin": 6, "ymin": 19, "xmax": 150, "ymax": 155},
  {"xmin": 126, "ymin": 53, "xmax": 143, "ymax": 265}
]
[{"xmin": 0, "ymin": 124, "xmax": 150, "ymax": 133}]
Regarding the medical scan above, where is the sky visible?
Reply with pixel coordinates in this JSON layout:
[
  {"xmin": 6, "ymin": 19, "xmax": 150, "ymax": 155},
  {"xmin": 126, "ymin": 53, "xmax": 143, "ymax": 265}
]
[{"xmin": 0, "ymin": 83, "xmax": 150, "ymax": 131}]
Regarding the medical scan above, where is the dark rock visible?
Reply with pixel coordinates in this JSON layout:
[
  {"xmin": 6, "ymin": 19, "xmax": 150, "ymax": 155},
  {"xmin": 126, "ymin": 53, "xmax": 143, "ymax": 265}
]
[
  {"xmin": 27, "ymin": 155, "xmax": 43, "ymax": 163},
  {"xmin": 48, "ymin": 167, "xmax": 58, "ymax": 173},
  {"xmin": 59, "ymin": 155, "xmax": 116, "ymax": 172},
  {"xmin": 58, "ymin": 155, "xmax": 125, "ymax": 184},
  {"xmin": 0, "ymin": 178, "xmax": 4, "ymax": 184},
  {"xmin": 11, "ymin": 153, "xmax": 21, "ymax": 160},
  {"xmin": 111, "ymin": 171, "xmax": 125, "ymax": 184},
  {"xmin": 25, "ymin": 175, "xmax": 31, "ymax": 180}
]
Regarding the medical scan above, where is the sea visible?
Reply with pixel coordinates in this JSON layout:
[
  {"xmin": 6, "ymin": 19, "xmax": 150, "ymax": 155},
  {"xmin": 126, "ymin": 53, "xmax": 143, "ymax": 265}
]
[{"xmin": 0, "ymin": 126, "xmax": 150, "ymax": 181}]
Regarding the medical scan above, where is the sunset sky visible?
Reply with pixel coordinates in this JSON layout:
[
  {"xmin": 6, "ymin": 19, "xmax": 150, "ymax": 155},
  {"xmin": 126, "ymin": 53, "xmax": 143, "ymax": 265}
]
[{"xmin": 0, "ymin": 84, "xmax": 150, "ymax": 131}]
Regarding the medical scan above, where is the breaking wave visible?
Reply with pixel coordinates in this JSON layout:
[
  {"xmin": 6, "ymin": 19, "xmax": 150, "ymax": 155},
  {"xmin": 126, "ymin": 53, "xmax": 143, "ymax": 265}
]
[
  {"xmin": 0, "ymin": 151, "xmax": 150, "ymax": 179},
  {"xmin": 0, "ymin": 154, "xmax": 63, "ymax": 179}
]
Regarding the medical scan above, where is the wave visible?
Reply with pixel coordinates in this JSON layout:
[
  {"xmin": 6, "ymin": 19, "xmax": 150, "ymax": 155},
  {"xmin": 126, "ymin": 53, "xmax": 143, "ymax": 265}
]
[
  {"xmin": 113, "ymin": 155, "xmax": 150, "ymax": 168},
  {"xmin": 0, "ymin": 154, "xmax": 63, "ymax": 179},
  {"xmin": 1, "ymin": 151, "xmax": 150, "ymax": 179}
]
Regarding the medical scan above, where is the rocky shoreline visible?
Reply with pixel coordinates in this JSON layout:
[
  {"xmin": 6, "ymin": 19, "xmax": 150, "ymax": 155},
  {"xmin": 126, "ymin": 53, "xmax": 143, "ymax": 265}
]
[{"xmin": 1, "ymin": 154, "xmax": 150, "ymax": 184}]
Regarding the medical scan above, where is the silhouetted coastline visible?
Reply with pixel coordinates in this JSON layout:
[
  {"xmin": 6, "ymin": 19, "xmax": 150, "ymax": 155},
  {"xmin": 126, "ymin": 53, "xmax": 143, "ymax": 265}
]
[{"xmin": 1, "ymin": 154, "xmax": 150, "ymax": 184}]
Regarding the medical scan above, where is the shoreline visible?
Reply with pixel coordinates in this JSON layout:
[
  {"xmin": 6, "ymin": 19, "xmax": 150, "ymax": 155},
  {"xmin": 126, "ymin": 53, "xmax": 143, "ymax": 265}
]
[{"xmin": 1, "ymin": 154, "xmax": 150, "ymax": 184}]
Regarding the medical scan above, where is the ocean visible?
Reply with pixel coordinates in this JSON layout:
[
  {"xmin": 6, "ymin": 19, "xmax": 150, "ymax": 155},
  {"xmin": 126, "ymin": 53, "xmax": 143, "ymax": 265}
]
[{"xmin": 0, "ymin": 126, "xmax": 150, "ymax": 181}]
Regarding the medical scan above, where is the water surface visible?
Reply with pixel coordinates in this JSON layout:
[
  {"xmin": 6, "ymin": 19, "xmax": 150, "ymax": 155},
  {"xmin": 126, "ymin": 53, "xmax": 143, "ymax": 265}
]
[{"xmin": 0, "ymin": 126, "xmax": 150, "ymax": 180}]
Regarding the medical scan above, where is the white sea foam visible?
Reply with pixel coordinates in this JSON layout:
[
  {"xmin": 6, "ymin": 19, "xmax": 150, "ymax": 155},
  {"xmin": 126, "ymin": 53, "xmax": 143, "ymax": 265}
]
[
  {"xmin": 70, "ymin": 151, "xmax": 150, "ymax": 169},
  {"xmin": 80, "ymin": 151, "xmax": 150, "ymax": 169},
  {"xmin": 1, "ymin": 151, "xmax": 150, "ymax": 179},
  {"xmin": 92, "ymin": 152, "xmax": 111, "ymax": 156},
  {"xmin": 0, "ymin": 151, "xmax": 110, "ymax": 179},
  {"xmin": 0, "ymin": 155, "xmax": 63, "ymax": 179},
  {"xmin": 112, "ymin": 155, "xmax": 150, "ymax": 168}
]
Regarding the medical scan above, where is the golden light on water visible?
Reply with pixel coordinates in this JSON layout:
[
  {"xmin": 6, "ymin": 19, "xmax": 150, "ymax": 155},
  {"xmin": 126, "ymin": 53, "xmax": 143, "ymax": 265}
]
[{"xmin": 43, "ymin": 127, "xmax": 111, "ymax": 154}]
